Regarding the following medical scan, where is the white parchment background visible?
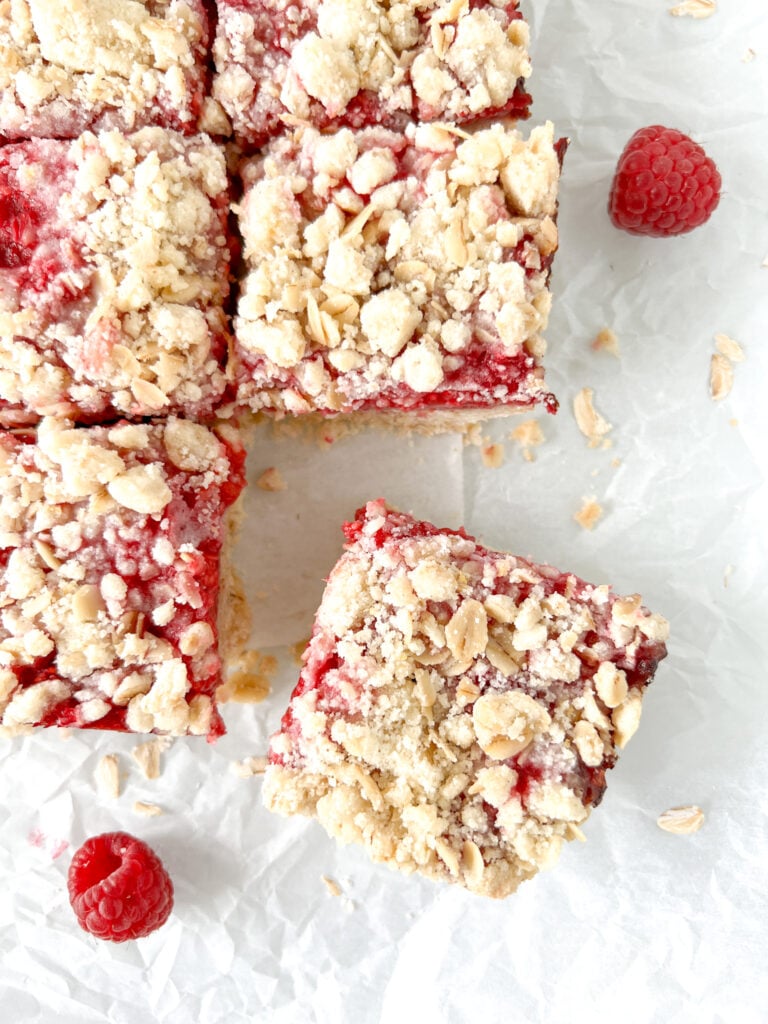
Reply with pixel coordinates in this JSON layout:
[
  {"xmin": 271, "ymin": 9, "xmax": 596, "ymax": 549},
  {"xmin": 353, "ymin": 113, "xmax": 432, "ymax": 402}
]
[{"xmin": 2, "ymin": 2, "xmax": 767, "ymax": 1021}]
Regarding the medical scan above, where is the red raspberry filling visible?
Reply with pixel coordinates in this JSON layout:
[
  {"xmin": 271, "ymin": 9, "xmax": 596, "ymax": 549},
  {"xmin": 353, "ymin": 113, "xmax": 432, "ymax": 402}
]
[{"xmin": 67, "ymin": 832, "xmax": 174, "ymax": 942}]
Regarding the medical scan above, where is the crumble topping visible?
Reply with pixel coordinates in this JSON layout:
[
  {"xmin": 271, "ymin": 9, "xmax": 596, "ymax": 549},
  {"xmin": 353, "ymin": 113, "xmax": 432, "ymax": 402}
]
[
  {"xmin": 0, "ymin": 416, "xmax": 246, "ymax": 737},
  {"xmin": 709, "ymin": 353, "xmax": 733, "ymax": 401},
  {"xmin": 0, "ymin": 0, "xmax": 210, "ymax": 139},
  {"xmin": 714, "ymin": 333, "xmax": 744, "ymax": 363},
  {"xmin": 235, "ymin": 121, "xmax": 562, "ymax": 415},
  {"xmin": 591, "ymin": 327, "xmax": 620, "ymax": 358},
  {"xmin": 0, "ymin": 129, "xmax": 230, "ymax": 425},
  {"xmin": 133, "ymin": 800, "xmax": 164, "ymax": 815},
  {"xmin": 255, "ymin": 467, "xmax": 287, "ymax": 492},
  {"xmin": 264, "ymin": 500, "xmax": 669, "ymax": 898},
  {"xmin": 96, "ymin": 752, "xmax": 121, "ymax": 798},
  {"xmin": 213, "ymin": 0, "xmax": 531, "ymax": 146},
  {"xmin": 574, "ymin": 496, "xmax": 603, "ymax": 531},
  {"xmin": 668, "ymin": 0, "xmax": 716, "ymax": 18}
]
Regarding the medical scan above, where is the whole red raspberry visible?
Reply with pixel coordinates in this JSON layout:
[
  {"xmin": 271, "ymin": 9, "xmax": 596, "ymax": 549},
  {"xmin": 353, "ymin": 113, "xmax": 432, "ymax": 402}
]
[
  {"xmin": 608, "ymin": 126, "xmax": 721, "ymax": 237},
  {"xmin": 67, "ymin": 831, "xmax": 174, "ymax": 942}
]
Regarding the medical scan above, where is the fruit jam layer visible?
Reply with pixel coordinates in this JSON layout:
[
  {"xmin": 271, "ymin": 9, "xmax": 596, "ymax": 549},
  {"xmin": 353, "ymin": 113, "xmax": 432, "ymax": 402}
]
[
  {"xmin": 0, "ymin": 418, "xmax": 246, "ymax": 739},
  {"xmin": 214, "ymin": 0, "xmax": 532, "ymax": 148},
  {"xmin": 0, "ymin": 131, "xmax": 232, "ymax": 426}
]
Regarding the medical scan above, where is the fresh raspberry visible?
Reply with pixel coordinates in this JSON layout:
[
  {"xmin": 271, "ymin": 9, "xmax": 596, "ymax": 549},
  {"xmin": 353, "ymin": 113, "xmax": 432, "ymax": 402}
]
[
  {"xmin": 608, "ymin": 126, "xmax": 721, "ymax": 237},
  {"xmin": 67, "ymin": 832, "xmax": 174, "ymax": 942}
]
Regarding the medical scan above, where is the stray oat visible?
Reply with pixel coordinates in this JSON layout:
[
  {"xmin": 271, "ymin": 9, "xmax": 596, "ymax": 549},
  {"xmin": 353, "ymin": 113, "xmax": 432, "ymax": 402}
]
[
  {"xmin": 669, "ymin": 0, "xmax": 716, "ymax": 18},
  {"xmin": 591, "ymin": 328, "xmax": 620, "ymax": 357},
  {"xmin": 481, "ymin": 443, "xmax": 505, "ymax": 469},
  {"xmin": 321, "ymin": 875, "xmax": 342, "ymax": 897},
  {"xmin": 96, "ymin": 754, "xmax": 120, "ymax": 800},
  {"xmin": 131, "ymin": 738, "xmax": 171, "ymax": 780},
  {"xmin": 742, "ymin": 48, "xmax": 756, "ymax": 63},
  {"xmin": 714, "ymin": 334, "xmax": 745, "ymax": 362},
  {"xmin": 231, "ymin": 755, "xmax": 268, "ymax": 778},
  {"xmin": 510, "ymin": 419, "xmax": 544, "ymax": 462},
  {"xmin": 656, "ymin": 805, "xmax": 705, "ymax": 835},
  {"xmin": 256, "ymin": 467, "xmax": 287, "ymax": 492},
  {"xmin": 574, "ymin": 497, "xmax": 604, "ymax": 531},
  {"xmin": 709, "ymin": 353, "xmax": 734, "ymax": 401},
  {"xmin": 133, "ymin": 801, "xmax": 164, "ymax": 817},
  {"xmin": 573, "ymin": 388, "xmax": 613, "ymax": 447}
]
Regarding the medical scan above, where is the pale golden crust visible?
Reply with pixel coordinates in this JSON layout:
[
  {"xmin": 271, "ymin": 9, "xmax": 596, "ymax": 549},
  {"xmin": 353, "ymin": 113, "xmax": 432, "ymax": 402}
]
[{"xmin": 264, "ymin": 500, "xmax": 669, "ymax": 898}]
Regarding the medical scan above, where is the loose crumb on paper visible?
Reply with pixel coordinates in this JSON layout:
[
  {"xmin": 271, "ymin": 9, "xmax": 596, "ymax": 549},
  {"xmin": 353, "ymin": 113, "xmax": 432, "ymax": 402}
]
[
  {"xmin": 321, "ymin": 875, "xmax": 343, "ymax": 897},
  {"xmin": 762, "ymin": 256, "xmax": 768, "ymax": 268},
  {"xmin": 96, "ymin": 754, "xmax": 121, "ymax": 800},
  {"xmin": 510, "ymin": 419, "xmax": 545, "ymax": 461},
  {"xmin": 231, "ymin": 755, "xmax": 268, "ymax": 779},
  {"xmin": 220, "ymin": 650, "xmax": 275, "ymax": 704},
  {"xmin": 574, "ymin": 497, "xmax": 604, "ymax": 531},
  {"xmin": 714, "ymin": 334, "xmax": 745, "ymax": 363},
  {"xmin": 132, "ymin": 738, "xmax": 172, "ymax": 780},
  {"xmin": 742, "ymin": 48, "xmax": 756, "ymax": 63},
  {"xmin": 133, "ymin": 801, "xmax": 164, "ymax": 817},
  {"xmin": 481, "ymin": 442, "xmax": 505, "ymax": 469},
  {"xmin": 709, "ymin": 353, "xmax": 734, "ymax": 401},
  {"xmin": 573, "ymin": 388, "xmax": 613, "ymax": 447},
  {"xmin": 669, "ymin": 0, "xmax": 716, "ymax": 18},
  {"xmin": 290, "ymin": 637, "xmax": 310, "ymax": 665},
  {"xmin": 591, "ymin": 327, "xmax": 620, "ymax": 357},
  {"xmin": 657, "ymin": 805, "xmax": 705, "ymax": 834},
  {"xmin": 256, "ymin": 467, "xmax": 287, "ymax": 492},
  {"xmin": 724, "ymin": 564, "xmax": 734, "ymax": 588}
]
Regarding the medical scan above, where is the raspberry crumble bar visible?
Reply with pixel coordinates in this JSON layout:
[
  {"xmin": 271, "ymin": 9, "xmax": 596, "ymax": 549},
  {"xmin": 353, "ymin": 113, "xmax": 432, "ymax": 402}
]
[
  {"xmin": 0, "ymin": 0, "xmax": 212, "ymax": 140},
  {"xmin": 0, "ymin": 416, "xmax": 246, "ymax": 739},
  {"xmin": 264, "ymin": 500, "xmax": 669, "ymax": 898},
  {"xmin": 213, "ymin": 0, "xmax": 532, "ymax": 148},
  {"xmin": 0, "ymin": 128, "xmax": 231, "ymax": 426},
  {"xmin": 234, "ymin": 121, "xmax": 564, "ymax": 419}
]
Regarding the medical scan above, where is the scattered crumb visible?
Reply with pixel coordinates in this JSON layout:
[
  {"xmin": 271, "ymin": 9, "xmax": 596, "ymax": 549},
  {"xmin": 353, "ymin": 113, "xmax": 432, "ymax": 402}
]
[
  {"xmin": 709, "ymin": 353, "xmax": 734, "ymax": 401},
  {"xmin": 729, "ymin": 418, "xmax": 739, "ymax": 428},
  {"xmin": 724, "ymin": 564, "xmax": 733, "ymax": 588},
  {"xmin": 714, "ymin": 333, "xmax": 745, "ymax": 362},
  {"xmin": 256, "ymin": 467, "xmax": 287, "ymax": 492},
  {"xmin": 131, "ymin": 738, "xmax": 171, "ymax": 780},
  {"xmin": 321, "ymin": 875, "xmax": 342, "ymax": 897},
  {"xmin": 481, "ymin": 442, "xmax": 505, "ymax": 469},
  {"xmin": 510, "ymin": 419, "xmax": 545, "ymax": 462},
  {"xmin": 96, "ymin": 754, "xmax": 120, "ymax": 800},
  {"xmin": 133, "ymin": 801, "xmax": 164, "ymax": 817},
  {"xmin": 463, "ymin": 422, "xmax": 484, "ymax": 448},
  {"xmin": 762, "ymin": 256, "xmax": 768, "ymax": 268},
  {"xmin": 573, "ymin": 388, "xmax": 613, "ymax": 447},
  {"xmin": 290, "ymin": 637, "xmax": 310, "ymax": 666},
  {"xmin": 231, "ymin": 755, "xmax": 268, "ymax": 778},
  {"xmin": 669, "ymin": 0, "xmax": 716, "ymax": 18},
  {"xmin": 590, "ymin": 468, "xmax": 599, "ymax": 478},
  {"xmin": 742, "ymin": 48, "xmax": 756, "ymax": 63},
  {"xmin": 657, "ymin": 805, "xmax": 705, "ymax": 835},
  {"xmin": 591, "ymin": 327, "xmax": 620, "ymax": 357},
  {"xmin": 220, "ymin": 650, "xmax": 275, "ymax": 704},
  {"xmin": 566, "ymin": 823, "xmax": 587, "ymax": 843},
  {"xmin": 611, "ymin": 457, "xmax": 622, "ymax": 468},
  {"xmin": 574, "ymin": 496, "xmax": 604, "ymax": 531}
]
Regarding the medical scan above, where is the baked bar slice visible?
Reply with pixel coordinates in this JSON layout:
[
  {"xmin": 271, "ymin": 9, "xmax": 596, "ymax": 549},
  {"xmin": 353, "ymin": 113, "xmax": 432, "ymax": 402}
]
[
  {"xmin": 0, "ymin": 416, "xmax": 247, "ymax": 739},
  {"xmin": 0, "ymin": 128, "xmax": 231, "ymax": 426},
  {"xmin": 0, "ymin": 0, "xmax": 213, "ymax": 140},
  {"xmin": 213, "ymin": 0, "xmax": 532, "ymax": 149},
  {"xmin": 234, "ymin": 120, "xmax": 564, "ymax": 420},
  {"xmin": 264, "ymin": 500, "xmax": 669, "ymax": 898}
]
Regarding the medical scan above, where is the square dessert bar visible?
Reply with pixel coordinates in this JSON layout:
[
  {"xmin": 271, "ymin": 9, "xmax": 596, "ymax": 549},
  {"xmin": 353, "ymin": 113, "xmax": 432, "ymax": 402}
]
[
  {"xmin": 0, "ymin": 128, "xmax": 231, "ymax": 426},
  {"xmin": 234, "ymin": 120, "xmax": 564, "ymax": 419},
  {"xmin": 213, "ymin": 0, "xmax": 532, "ymax": 148},
  {"xmin": 0, "ymin": 416, "xmax": 247, "ymax": 739},
  {"xmin": 264, "ymin": 500, "xmax": 669, "ymax": 898},
  {"xmin": 0, "ymin": 0, "xmax": 213, "ymax": 140}
]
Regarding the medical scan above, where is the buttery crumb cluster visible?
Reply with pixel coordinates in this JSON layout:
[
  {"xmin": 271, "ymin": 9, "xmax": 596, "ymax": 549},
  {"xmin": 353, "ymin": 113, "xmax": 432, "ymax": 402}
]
[
  {"xmin": 234, "ymin": 121, "xmax": 561, "ymax": 414},
  {"xmin": 0, "ymin": 0, "xmax": 211, "ymax": 139},
  {"xmin": 213, "ymin": 0, "xmax": 532, "ymax": 146},
  {"xmin": 0, "ymin": 128, "xmax": 230, "ymax": 426},
  {"xmin": 0, "ymin": 417, "xmax": 245, "ymax": 738},
  {"xmin": 264, "ymin": 500, "xmax": 669, "ymax": 897}
]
